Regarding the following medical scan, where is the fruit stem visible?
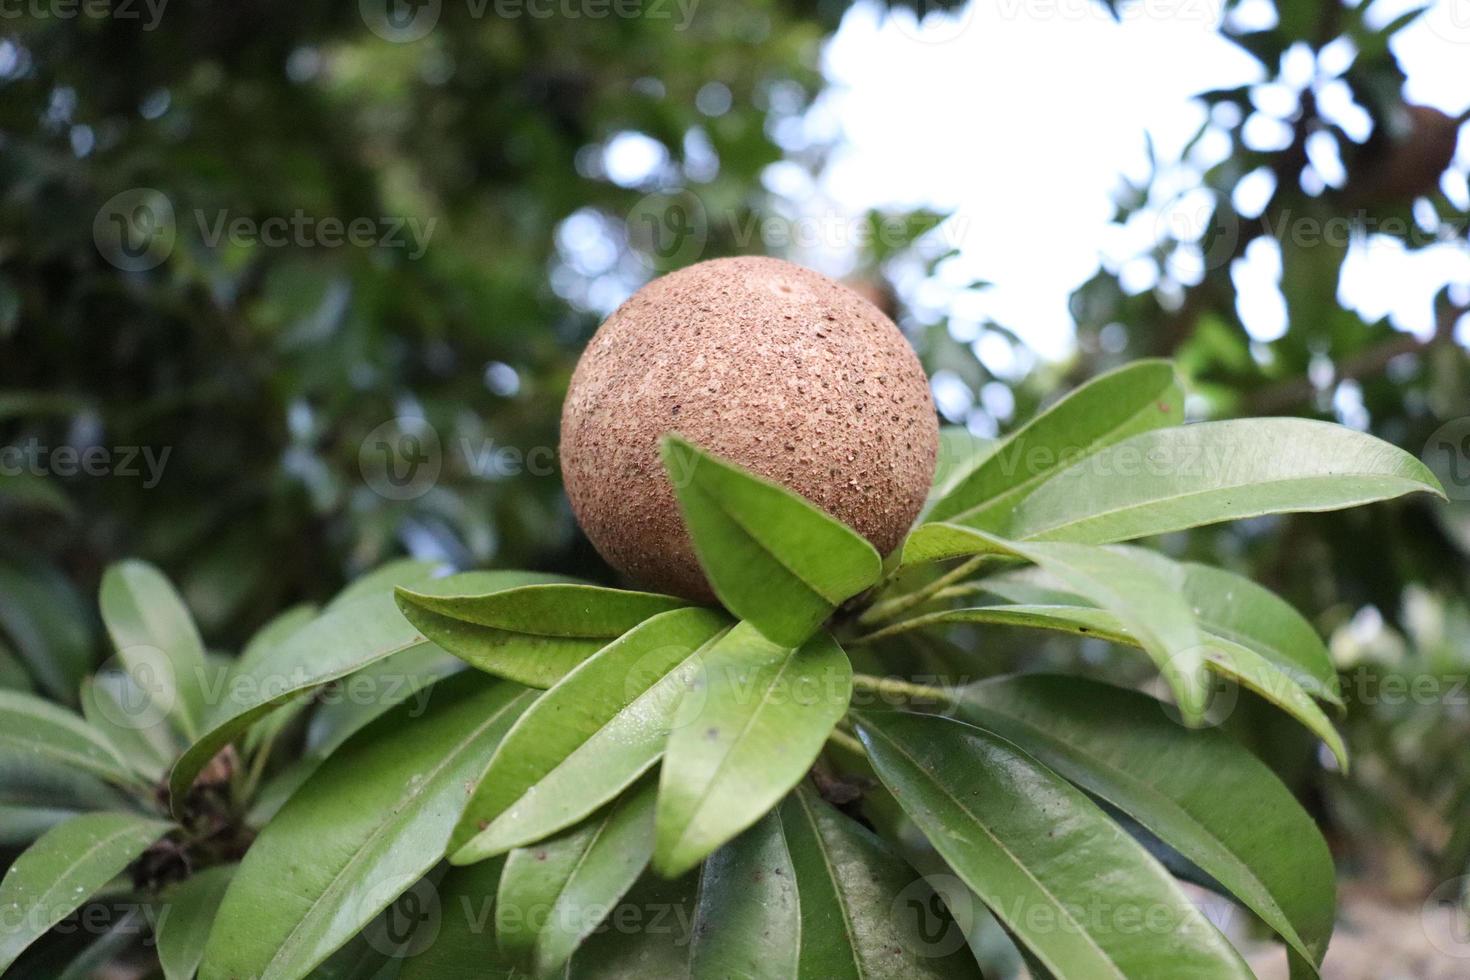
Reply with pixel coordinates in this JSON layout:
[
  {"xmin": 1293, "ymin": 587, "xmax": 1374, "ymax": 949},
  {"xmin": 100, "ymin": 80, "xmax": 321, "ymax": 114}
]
[
  {"xmin": 826, "ymin": 727, "xmax": 865, "ymax": 756},
  {"xmin": 856, "ymin": 555, "xmax": 989, "ymax": 627},
  {"xmin": 850, "ymin": 672, "xmax": 957, "ymax": 705}
]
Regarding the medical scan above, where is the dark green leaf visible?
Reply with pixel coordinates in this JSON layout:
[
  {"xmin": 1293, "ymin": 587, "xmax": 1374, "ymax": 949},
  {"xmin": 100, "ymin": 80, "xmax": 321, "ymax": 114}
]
[
  {"xmin": 451, "ymin": 607, "xmax": 732, "ymax": 863},
  {"xmin": 80, "ymin": 672, "xmax": 178, "ymax": 783},
  {"xmin": 157, "ymin": 863, "xmax": 235, "ymax": 980},
  {"xmin": 654, "ymin": 624, "xmax": 852, "ymax": 876},
  {"xmin": 661, "ymin": 434, "xmax": 881, "ymax": 647},
  {"xmin": 855, "ymin": 710, "xmax": 1252, "ymax": 978},
  {"xmin": 496, "ymin": 778, "xmax": 657, "ymax": 974},
  {"xmin": 0, "ymin": 559, "xmax": 93, "ymax": 704},
  {"xmin": 396, "ymin": 857, "xmax": 526, "ymax": 980},
  {"xmin": 779, "ymin": 783, "xmax": 984, "ymax": 978},
  {"xmin": 199, "ymin": 673, "xmax": 533, "ymax": 980},
  {"xmin": 0, "ymin": 811, "xmax": 173, "ymax": 973},
  {"xmin": 958, "ymin": 675, "xmax": 1334, "ymax": 969},
  {"xmin": 395, "ymin": 583, "xmax": 683, "ymax": 688},
  {"xmin": 687, "ymin": 810, "xmax": 800, "ymax": 978},
  {"xmin": 167, "ymin": 569, "xmax": 538, "ymax": 815}
]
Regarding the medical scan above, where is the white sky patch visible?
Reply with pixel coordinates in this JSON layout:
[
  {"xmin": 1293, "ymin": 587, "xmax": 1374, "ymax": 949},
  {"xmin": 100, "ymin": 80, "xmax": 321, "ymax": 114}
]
[{"xmin": 809, "ymin": 0, "xmax": 1470, "ymax": 362}]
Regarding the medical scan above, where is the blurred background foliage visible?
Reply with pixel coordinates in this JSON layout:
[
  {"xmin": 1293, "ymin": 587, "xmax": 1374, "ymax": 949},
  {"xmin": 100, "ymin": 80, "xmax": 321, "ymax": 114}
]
[{"xmin": 1, "ymin": 0, "xmax": 1467, "ymax": 969}]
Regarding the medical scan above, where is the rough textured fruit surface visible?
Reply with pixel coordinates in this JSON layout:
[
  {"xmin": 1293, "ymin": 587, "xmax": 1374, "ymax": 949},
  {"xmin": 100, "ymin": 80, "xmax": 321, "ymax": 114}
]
[{"xmin": 560, "ymin": 256, "xmax": 938, "ymax": 601}]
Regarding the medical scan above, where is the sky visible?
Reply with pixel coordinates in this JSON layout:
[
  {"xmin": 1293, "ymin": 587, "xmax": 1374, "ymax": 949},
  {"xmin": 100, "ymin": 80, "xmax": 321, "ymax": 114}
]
[{"xmin": 796, "ymin": 0, "xmax": 1470, "ymax": 361}]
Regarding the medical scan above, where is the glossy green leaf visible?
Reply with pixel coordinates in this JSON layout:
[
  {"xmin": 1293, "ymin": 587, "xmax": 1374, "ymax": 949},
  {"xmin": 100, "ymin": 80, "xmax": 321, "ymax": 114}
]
[
  {"xmin": 451, "ymin": 607, "xmax": 732, "ymax": 863},
  {"xmin": 563, "ymin": 868, "xmax": 700, "ymax": 978},
  {"xmin": 80, "ymin": 672, "xmax": 177, "ymax": 782},
  {"xmin": 855, "ymin": 710, "xmax": 1253, "ymax": 979},
  {"xmin": 0, "ymin": 690, "xmax": 140, "ymax": 789},
  {"xmin": 1003, "ymin": 418, "xmax": 1445, "ymax": 544},
  {"xmin": 927, "ymin": 426, "xmax": 999, "ymax": 508},
  {"xmin": 654, "ymin": 623, "xmax": 852, "ymax": 876},
  {"xmin": 687, "ymin": 811, "xmax": 801, "ymax": 979},
  {"xmin": 661, "ymin": 434, "xmax": 881, "ymax": 647},
  {"xmin": 157, "ymin": 863, "xmax": 235, "ymax": 980},
  {"xmin": 235, "ymin": 603, "xmax": 318, "ymax": 675},
  {"xmin": 199, "ymin": 673, "xmax": 534, "ymax": 980},
  {"xmin": 0, "ymin": 811, "xmax": 173, "ymax": 973},
  {"xmin": 780, "ymin": 783, "xmax": 984, "ymax": 979},
  {"xmin": 395, "ymin": 583, "xmax": 683, "ymax": 688},
  {"xmin": 929, "ymin": 359, "xmax": 1183, "ymax": 525},
  {"xmin": 167, "ymin": 569, "xmax": 537, "ymax": 814},
  {"xmin": 884, "ymin": 600, "xmax": 1347, "ymax": 768},
  {"xmin": 496, "ymin": 778, "xmax": 657, "ymax": 974},
  {"xmin": 247, "ymin": 646, "xmax": 464, "ymax": 826},
  {"xmin": 0, "ymin": 559, "xmax": 93, "ymax": 704},
  {"xmin": 397, "ymin": 857, "xmax": 526, "ymax": 980},
  {"xmin": 982, "ymin": 551, "xmax": 1340, "ymax": 704},
  {"xmin": 902, "ymin": 524, "xmax": 1211, "ymax": 723},
  {"xmin": 957, "ymin": 675, "xmax": 1334, "ymax": 970},
  {"xmin": 99, "ymin": 560, "xmax": 210, "ymax": 741}
]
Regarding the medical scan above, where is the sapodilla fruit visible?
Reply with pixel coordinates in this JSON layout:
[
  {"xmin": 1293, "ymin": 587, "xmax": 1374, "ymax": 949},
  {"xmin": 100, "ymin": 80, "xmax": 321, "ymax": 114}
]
[{"xmin": 560, "ymin": 256, "xmax": 939, "ymax": 602}]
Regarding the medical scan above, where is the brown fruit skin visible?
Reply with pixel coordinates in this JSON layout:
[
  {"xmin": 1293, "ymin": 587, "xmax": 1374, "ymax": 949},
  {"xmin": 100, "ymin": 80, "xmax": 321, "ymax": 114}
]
[{"xmin": 560, "ymin": 256, "xmax": 939, "ymax": 601}]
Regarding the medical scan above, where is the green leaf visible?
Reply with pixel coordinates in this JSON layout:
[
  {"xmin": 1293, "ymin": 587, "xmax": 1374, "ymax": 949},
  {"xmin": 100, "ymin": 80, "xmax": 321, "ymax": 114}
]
[
  {"xmin": 902, "ymin": 524, "xmax": 1212, "ymax": 723},
  {"xmin": 81, "ymin": 672, "xmax": 178, "ymax": 783},
  {"xmin": 496, "ymin": 778, "xmax": 657, "ymax": 974},
  {"xmin": 397, "ymin": 857, "xmax": 526, "ymax": 980},
  {"xmin": 983, "ymin": 551, "xmax": 1341, "ymax": 704},
  {"xmin": 779, "ymin": 783, "xmax": 984, "ymax": 979},
  {"xmin": 0, "ymin": 690, "xmax": 140, "ymax": 789},
  {"xmin": 957, "ymin": 675, "xmax": 1335, "ymax": 970},
  {"xmin": 235, "ymin": 603, "xmax": 318, "ymax": 675},
  {"xmin": 927, "ymin": 426, "xmax": 998, "ymax": 508},
  {"xmin": 167, "ymin": 569, "xmax": 537, "ymax": 815},
  {"xmin": 0, "ymin": 558, "xmax": 93, "ymax": 704},
  {"xmin": 563, "ymin": 868, "xmax": 700, "ymax": 978},
  {"xmin": 929, "ymin": 359, "xmax": 1184, "ymax": 525},
  {"xmin": 660, "ymin": 434, "xmax": 881, "ymax": 647},
  {"xmin": 1001, "ymin": 418, "xmax": 1445, "ymax": 544},
  {"xmin": 687, "ymin": 811, "xmax": 800, "ymax": 978},
  {"xmin": 653, "ymin": 623, "xmax": 852, "ymax": 876},
  {"xmin": 882, "ymin": 601, "xmax": 1347, "ymax": 768},
  {"xmin": 394, "ymin": 583, "xmax": 683, "ymax": 688},
  {"xmin": 199, "ymin": 673, "xmax": 533, "ymax": 980},
  {"xmin": 451, "ymin": 607, "xmax": 732, "ymax": 863},
  {"xmin": 0, "ymin": 811, "xmax": 173, "ymax": 973},
  {"xmin": 157, "ymin": 863, "xmax": 235, "ymax": 980},
  {"xmin": 99, "ymin": 560, "xmax": 210, "ymax": 741},
  {"xmin": 855, "ymin": 710, "xmax": 1253, "ymax": 979}
]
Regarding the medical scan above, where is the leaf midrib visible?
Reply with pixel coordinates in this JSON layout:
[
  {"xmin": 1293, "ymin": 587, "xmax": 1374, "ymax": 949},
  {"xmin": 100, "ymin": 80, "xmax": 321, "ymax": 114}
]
[
  {"xmin": 792, "ymin": 789, "xmax": 868, "ymax": 980},
  {"xmin": 690, "ymin": 480, "xmax": 836, "ymax": 607},
  {"xmin": 859, "ymin": 722, "xmax": 1126, "ymax": 980},
  {"xmin": 262, "ymin": 689, "xmax": 530, "ymax": 976},
  {"xmin": 963, "ymin": 702, "xmax": 1309, "ymax": 958},
  {"xmin": 667, "ymin": 650, "xmax": 800, "ymax": 861},
  {"xmin": 1017, "ymin": 472, "xmax": 1422, "ymax": 541}
]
